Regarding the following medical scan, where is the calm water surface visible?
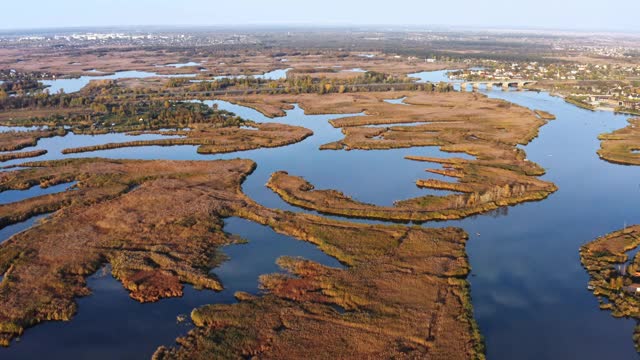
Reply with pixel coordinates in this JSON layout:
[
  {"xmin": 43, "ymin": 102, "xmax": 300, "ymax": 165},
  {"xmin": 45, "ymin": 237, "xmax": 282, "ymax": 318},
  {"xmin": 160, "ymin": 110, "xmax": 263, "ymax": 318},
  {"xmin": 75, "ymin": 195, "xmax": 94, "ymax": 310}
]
[
  {"xmin": 40, "ymin": 68, "xmax": 290, "ymax": 94},
  {"xmin": 1, "ymin": 72, "xmax": 640, "ymax": 359},
  {"xmin": 444, "ymin": 89, "xmax": 640, "ymax": 360},
  {"xmin": 0, "ymin": 217, "xmax": 341, "ymax": 360},
  {"xmin": 159, "ymin": 62, "xmax": 202, "ymax": 68},
  {"xmin": 0, "ymin": 181, "xmax": 77, "ymax": 205},
  {"xmin": 211, "ymin": 68, "xmax": 291, "ymax": 81},
  {"xmin": 41, "ymin": 71, "xmax": 198, "ymax": 94}
]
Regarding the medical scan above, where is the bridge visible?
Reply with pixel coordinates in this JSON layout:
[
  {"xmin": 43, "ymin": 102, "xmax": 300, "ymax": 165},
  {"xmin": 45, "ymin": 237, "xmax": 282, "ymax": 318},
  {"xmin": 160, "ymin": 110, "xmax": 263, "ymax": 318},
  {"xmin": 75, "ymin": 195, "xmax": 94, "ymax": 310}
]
[{"xmin": 460, "ymin": 80, "xmax": 537, "ymax": 91}]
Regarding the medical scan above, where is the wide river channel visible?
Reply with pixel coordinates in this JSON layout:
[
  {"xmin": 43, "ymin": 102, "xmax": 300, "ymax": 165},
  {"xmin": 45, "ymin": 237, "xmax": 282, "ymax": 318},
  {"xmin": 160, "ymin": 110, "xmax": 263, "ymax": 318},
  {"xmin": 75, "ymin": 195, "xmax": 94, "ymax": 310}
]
[{"xmin": 1, "ymin": 70, "xmax": 640, "ymax": 359}]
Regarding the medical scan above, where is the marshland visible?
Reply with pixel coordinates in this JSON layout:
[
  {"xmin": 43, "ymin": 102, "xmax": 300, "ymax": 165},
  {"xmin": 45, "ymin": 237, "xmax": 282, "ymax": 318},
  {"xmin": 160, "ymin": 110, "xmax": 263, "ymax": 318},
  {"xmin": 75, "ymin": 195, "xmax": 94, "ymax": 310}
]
[{"xmin": 1, "ymin": 31, "xmax": 640, "ymax": 360}]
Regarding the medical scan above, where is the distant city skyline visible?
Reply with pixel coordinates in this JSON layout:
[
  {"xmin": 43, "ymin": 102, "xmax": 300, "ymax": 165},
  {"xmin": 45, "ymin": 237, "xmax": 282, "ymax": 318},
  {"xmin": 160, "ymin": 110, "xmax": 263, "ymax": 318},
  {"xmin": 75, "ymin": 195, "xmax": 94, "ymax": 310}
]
[{"xmin": 3, "ymin": 0, "xmax": 639, "ymax": 32}]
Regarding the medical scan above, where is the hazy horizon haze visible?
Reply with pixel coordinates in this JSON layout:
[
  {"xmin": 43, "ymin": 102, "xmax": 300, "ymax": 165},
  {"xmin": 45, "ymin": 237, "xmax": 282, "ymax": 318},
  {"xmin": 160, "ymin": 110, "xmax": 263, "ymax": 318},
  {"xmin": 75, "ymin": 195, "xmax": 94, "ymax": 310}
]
[{"xmin": 3, "ymin": 0, "xmax": 639, "ymax": 32}]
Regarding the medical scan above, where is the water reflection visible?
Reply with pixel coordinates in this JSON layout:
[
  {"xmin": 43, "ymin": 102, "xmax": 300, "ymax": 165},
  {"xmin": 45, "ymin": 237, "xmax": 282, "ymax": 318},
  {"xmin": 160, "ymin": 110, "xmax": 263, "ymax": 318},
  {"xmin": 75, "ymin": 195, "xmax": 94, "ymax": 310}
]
[
  {"xmin": 434, "ymin": 89, "xmax": 640, "ymax": 360},
  {"xmin": 210, "ymin": 68, "xmax": 290, "ymax": 81},
  {"xmin": 0, "ymin": 214, "xmax": 49, "ymax": 244},
  {"xmin": 409, "ymin": 69, "xmax": 462, "ymax": 83},
  {"xmin": 1, "ymin": 132, "xmax": 184, "ymax": 168},
  {"xmin": 0, "ymin": 181, "xmax": 77, "ymax": 205},
  {"xmin": 383, "ymin": 97, "xmax": 407, "ymax": 105},
  {"xmin": 0, "ymin": 217, "xmax": 341, "ymax": 359},
  {"xmin": 158, "ymin": 62, "xmax": 201, "ymax": 68},
  {"xmin": 41, "ymin": 67, "xmax": 291, "ymax": 94},
  {"xmin": 41, "ymin": 71, "xmax": 197, "ymax": 94}
]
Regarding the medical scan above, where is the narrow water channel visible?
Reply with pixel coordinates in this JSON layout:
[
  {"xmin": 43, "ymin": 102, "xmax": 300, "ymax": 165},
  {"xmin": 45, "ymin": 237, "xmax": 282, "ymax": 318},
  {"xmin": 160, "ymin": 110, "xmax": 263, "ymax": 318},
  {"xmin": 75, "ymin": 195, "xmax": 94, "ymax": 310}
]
[{"xmin": 40, "ymin": 68, "xmax": 290, "ymax": 94}]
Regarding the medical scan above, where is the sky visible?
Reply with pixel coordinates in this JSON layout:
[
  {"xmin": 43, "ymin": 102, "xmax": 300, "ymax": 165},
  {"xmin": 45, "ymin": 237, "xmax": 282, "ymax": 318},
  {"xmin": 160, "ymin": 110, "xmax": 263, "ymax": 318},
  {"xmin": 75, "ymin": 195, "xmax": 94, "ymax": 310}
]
[{"xmin": 2, "ymin": 0, "xmax": 639, "ymax": 32}]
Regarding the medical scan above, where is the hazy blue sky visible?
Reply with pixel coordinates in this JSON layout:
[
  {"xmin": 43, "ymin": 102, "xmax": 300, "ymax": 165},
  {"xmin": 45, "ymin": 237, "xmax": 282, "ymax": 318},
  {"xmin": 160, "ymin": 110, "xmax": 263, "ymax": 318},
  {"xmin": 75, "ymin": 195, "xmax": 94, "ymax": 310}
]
[{"xmin": 3, "ymin": 0, "xmax": 639, "ymax": 32}]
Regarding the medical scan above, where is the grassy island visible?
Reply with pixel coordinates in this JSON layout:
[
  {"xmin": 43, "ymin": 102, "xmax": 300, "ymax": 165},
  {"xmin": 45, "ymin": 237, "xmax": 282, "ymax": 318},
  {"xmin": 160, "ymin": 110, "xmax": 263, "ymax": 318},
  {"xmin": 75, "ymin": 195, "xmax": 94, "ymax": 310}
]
[
  {"xmin": 580, "ymin": 226, "xmax": 640, "ymax": 352},
  {"xmin": 0, "ymin": 149, "xmax": 47, "ymax": 162},
  {"xmin": 221, "ymin": 91, "xmax": 557, "ymax": 222},
  {"xmin": 598, "ymin": 118, "xmax": 640, "ymax": 165},
  {"xmin": 0, "ymin": 158, "xmax": 485, "ymax": 359},
  {"xmin": 61, "ymin": 122, "xmax": 312, "ymax": 155},
  {"xmin": 0, "ymin": 129, "xmax": 66, "ymax": 152}
]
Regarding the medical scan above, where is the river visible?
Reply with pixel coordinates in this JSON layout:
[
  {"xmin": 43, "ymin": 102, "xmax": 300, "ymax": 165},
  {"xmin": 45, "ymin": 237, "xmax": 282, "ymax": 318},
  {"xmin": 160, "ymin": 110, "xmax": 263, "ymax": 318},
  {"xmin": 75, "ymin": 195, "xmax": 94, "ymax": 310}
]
[
  {"xmin": 41, "ymin": 68, "xmax": 290, "ymax": 94},
  {"xmin": 1, "ymin": 71, "xmax": 640, "ymax": 359}
]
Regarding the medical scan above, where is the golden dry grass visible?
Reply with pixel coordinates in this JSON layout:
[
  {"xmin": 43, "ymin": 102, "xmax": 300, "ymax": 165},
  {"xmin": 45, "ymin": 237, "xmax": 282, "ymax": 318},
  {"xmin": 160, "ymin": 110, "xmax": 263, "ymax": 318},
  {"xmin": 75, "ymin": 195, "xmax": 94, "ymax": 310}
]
[
  {"xmin": 598, "ymin": 118, "xmax": 640, "ymax": 165},
  {"xmin": 223, "ymin": 91, "xmax": 557, "ymax": 222},
  {"xmin": 0, "ymin": 150, "xmax": 47, "ymax": 162},
  {"xmin": 0, "ymin": 158, "xmax": 255, "ymax": 346},
  {"xmin": 0, "ymin": 129, "xmax": 66, "ymax": 152},
  {"xmin": 61, "ymin": 122, "xmax": 312, "ymax": 155},
  {"xmin": 580, "ymin": 226, "xmax": 640, "ymax": 351},
  {"xmin": 0, "ymin": 158, "xmax": 484, "ymax": 359},
  {"xmin": 156, "ymin": 205, "xmax": 483, "ymax": 360}
]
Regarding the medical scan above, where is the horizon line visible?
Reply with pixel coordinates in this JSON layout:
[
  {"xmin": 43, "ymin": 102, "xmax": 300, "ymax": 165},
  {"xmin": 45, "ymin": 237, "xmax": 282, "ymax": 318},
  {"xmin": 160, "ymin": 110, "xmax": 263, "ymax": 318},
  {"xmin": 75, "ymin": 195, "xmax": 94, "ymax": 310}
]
[{"xmin": 0, "ymin": 23, "xmax": 639, "ymax": 36}]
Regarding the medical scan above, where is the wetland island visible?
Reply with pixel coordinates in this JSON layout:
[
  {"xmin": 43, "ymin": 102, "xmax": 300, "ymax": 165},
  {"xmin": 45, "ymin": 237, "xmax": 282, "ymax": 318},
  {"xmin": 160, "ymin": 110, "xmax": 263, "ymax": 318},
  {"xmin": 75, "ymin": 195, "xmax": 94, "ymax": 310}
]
[{"xmin": 1, "ymin": 4, "xmax": 640, "ymax": 359}]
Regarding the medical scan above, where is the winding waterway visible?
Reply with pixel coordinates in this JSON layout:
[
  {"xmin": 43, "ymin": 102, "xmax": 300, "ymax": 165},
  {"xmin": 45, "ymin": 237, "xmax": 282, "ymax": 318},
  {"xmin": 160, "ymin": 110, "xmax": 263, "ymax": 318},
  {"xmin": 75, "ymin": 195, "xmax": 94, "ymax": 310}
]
[
  {"xmin": 41, "ymin": 68, "xmax": 290, "ymax": 94},
  {"xmin": 1, "ymin": 71, "xmax": 640, "ymax": 359},
  {"xmin": 41, "ymin": 71, "xmax": 197, "ymax": 94},
  {"xmin": 448, "ymin": 89, "xmax": 640, "ymax": 359}
]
